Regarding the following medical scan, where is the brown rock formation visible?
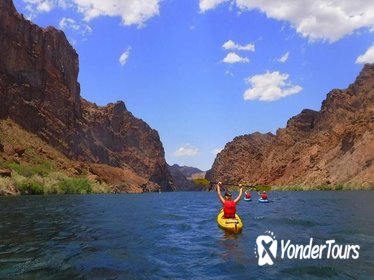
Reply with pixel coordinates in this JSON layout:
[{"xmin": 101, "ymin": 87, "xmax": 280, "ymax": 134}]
[
  {"xmin": 207, "ymin": 64, "xmax": 374, "ymax": 188},
  {"xmin": 0, "ymin": 0, "xmax": 174, "ymax": 192},
  {"xmin": 0, "ymin": 169, "xmax": 12, "ymax": 177}
]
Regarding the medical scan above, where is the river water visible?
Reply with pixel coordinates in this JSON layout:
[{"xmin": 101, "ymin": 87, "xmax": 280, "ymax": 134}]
[{"xmin": 0, "ymin": 191, "xmax": 373, "ymax": 279}]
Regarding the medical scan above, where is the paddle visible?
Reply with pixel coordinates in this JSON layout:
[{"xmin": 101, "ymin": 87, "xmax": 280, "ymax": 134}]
[
  {"xmin": 209, "ymin": 181, "xmax": 257, "ymax": 188},
  {"xmin": 192, "ymin": 178, "xmax": 272, "ymax": 192}
]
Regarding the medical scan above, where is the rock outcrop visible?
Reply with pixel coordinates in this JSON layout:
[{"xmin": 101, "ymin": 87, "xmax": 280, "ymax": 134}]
[
  {"xmin": 207, "ymin": 64, "xmax": 374, "ymax": 188},
  {"xmin": 0, "ymin": 0, "xmax": 174, "ymax": 192}
]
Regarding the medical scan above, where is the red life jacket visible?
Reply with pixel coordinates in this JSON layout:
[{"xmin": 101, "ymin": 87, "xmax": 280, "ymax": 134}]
[
  {"xmin": 245, "ymin": 192, "xmax": 251, "ymax": 199},
  {"xmin": 261, "ymin": 193, "xmax": 268, "ymax": 200},
  {"xmin": 223, "ymin": 200, "xmax": 236, "ymax": 218}
]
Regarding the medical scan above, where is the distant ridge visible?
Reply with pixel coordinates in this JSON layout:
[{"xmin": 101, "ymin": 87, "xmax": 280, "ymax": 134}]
[
  {"xmin": 168, "ymin": 164, "xmax": 205, "ymax": 191},
  {"xmin": 171, "ymin": 164, "xmax": 205, "ymax": 179}
]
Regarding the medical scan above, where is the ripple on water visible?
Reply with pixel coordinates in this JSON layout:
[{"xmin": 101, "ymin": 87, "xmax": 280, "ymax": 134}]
[
  {"xmin": 268, "ymin": 216, "xmax": 322, "ymax": 228},
  {"xmin": 280, "ymin": 265, "xmax": 357, "ymax": 279}
]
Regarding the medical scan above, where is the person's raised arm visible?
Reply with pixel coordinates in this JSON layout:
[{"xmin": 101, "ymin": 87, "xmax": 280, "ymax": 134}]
[
  {"xmin": 216, "ymin": 182, "xmax": 225, "ymax": 204},
  {"xmin": 234, "ymin": 185, "xmax": 243, "ymax": 204}
]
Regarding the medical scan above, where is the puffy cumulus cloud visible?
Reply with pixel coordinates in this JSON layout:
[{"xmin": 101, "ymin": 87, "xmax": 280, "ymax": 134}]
[
  {"xmin": 72, "ymin": 0, "xmax": 160, "ymax": 27},
  {"xmin": 222, "ymin": 39, "xmax": 255, "ymax": 51},
  {"xmin": 244, "ymin": 71, "xmax": 302, "ymax": 101},
  {"xmin": 59, "ymin": 17, "xmax": 92, "ymax": 36},
  {"xmin": 22, "ymin": 0, "xmax": 54, "ymax": 18},
  {"xmin": 35, "ymin": 0, "xmax": 53, "ymax": 11},
  {"xmin": 173, "ymin": 145, "xmax": 199, "ymax": 157},
  {"xmin": 119, "ymin": 47, "xmax": 131, "ymax": 66},
  {"xmin": 22, "ymin": 0, "xmax": 72, "ymax": 13},
  {"xmin": 201, "ymin": 0, "xmax": 374, "ymax": 42},
  {"xmin": 356, "ymin": 45, "xmax": 374, "ymax": 64},
  {"xmin": 21, "ymin": 0, "xmax": 161, "ymax": 27},
  {"xmin": 236, "ymin": 0, "xmax": 374, "ymax": 42},
  {"xmin": 222, "ymin": 52, "xmax": 249, "ymax": 64},
  {"xmin": 199, "ymin": 0, "xmax": 229, "ymax": 13},
  {"xmin": 277, "ymin": 51, "xmax": 289, "ymax": 63}
]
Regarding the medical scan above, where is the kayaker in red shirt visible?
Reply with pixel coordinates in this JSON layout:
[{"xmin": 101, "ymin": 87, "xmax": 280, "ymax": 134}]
[
  {"xmin": 259, "ymin": 191, "xmax": 268, "ymax": 200},
  {"xmin": 245, "ymin": 191, "xmax": 251, "ymax": 199},
  {"xmin": 216, "ymin": 182, "xmax": 243, "ymax": 218}
]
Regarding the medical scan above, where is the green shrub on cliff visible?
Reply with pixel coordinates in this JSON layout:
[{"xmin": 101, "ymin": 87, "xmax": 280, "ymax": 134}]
[
  {"xmin": 7, "ymin": 170, "xmax": 110, "ymax": 195},
  {"xmin": 6, "ymin": 162, "xmax": 54, "ymax": 177},
  {"xmin": 17, "ymin": 181, "xmax": 44, "ymax": 195},
  {"xmin": 58, "ymin": 178, "xmax": 92, "ymax": 194},
  {"xmin": 193, "ymin": 178, "xmax": 210, "ymax": 186}
]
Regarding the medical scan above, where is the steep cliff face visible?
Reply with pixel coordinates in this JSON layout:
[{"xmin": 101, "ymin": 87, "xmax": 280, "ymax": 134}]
[
  {"xmin": 0, "ymin": 0, "xmax": 174, "ymax": 192},
  {"xmin": 206, "ymin": 132, "xmax": 275, "ymax": 184},
  {"xmin": 0, "ymin": 0, "xmax": 81, "ymax": 135},
  {"xmin": 207, "ymin": 64, "xmax": 374, "ymax": 188}
]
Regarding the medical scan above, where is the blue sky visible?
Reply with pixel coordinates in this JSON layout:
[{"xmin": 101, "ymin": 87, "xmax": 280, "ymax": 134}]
[{"xmin": 13, "ymin": 0, "xmax": 374, "ymax": 171}]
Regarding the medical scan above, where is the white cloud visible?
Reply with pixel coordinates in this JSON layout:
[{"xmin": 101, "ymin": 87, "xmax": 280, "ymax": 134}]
[
  {"xmin": 222, "ymin": 39, "xmax": 255, "ymax": 51},
  {"xmin": 222, "ymin": 52, "xmax": 249, "ymax": 64},
  {"xmin": 173, "ymin": 145, "xmax": 199, "ymax": 157},
  {"xmin": 59, "ymin": 17, "xmax": 92, "ymax": 35},
  {"xmin": 211, "ymin": 148, "xmax": 223, "ymax": 155},
  {"xmin": 244, "ymin": 71, "xmax": 302, "ymax": 101},
  {"xmin": 277, "ymin": 51, "xmax": 289, "ymax": 63},
  {"xmin": 199, "ymin": 0, "xmax": 229, "ymax": 13},
  {"xmin": 72, "ymin": 0, "xmax": 160, "ymax": 27},
  {"xmin": 22, "ymin": 0, "xmax": 72, "ymax": 13},
  {"xmin": 225, "ymin": 70, "xmax": 234, "ymax": 76},
  {"xmin": 201, "ymin": 0, "xmax": 374, "ymax": 42},
  {"xmin": 59, "ymin": 17, "xmax": 78, "ymax": 30},
  {"xmin": 21, "ymin": 0, "xmax": 161, "ymax": 27},
  {"xmin": 23, "ymin": 0, "xmax": 54, "ymax": 18},
  {"xmin": 36, "ymin": 0, "xmax": 53, "ymax": 12},
  {"xmin": 119, "ymin": 47, "xmax": 131, "ymax": 66},
  {"xmin": 356, "ymin": 45, "xmax": 374, "ymax": 64},
  {"xmin": 57, "ymin": 0, "xmax": 70, "ymax": 9}
]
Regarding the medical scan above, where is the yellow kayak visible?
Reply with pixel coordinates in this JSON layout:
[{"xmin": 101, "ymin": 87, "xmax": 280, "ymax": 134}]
[{"xmin": 217, "ymin": 209, "xmax": 243, "ymax": 234}]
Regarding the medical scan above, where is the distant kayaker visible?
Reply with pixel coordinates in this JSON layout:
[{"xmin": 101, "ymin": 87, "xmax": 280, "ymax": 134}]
[
  {"xmin": 216, "ymin": 182, "xmax": 243, "ymax": 218},
  {"xmin": 245, "ymin": 191, "xmax": 251, "ymax": 200},
  {"xmin": 259, "ymin": 191, "xmax": 268, "ymax": 200}
]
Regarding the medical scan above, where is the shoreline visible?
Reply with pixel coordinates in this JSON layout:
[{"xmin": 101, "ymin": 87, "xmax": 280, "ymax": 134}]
[
  {"xmin": 1, "ymin": 170, "xmax": 373, "ymax": 196},
  {"xmin": 0, "ymin": 187, "xmax": 373, "ymax": 196},
  {"xmin": 272, "ymin": 185, "xmax": 374, "ymax": 191},
  {"xmin": 210, "ymin": 184, "xmax": 374, "ymax": 192}
]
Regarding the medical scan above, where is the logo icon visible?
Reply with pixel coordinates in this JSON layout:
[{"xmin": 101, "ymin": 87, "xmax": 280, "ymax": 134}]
[{"xmin": 255, "ymin": 231, "xmax": 277, "ymax": 266}]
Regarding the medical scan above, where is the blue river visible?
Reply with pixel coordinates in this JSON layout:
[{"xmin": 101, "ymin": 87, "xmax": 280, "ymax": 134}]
[{"xmin": 0, "ymin": 191, "xmax": 373, "ymax": 279}]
